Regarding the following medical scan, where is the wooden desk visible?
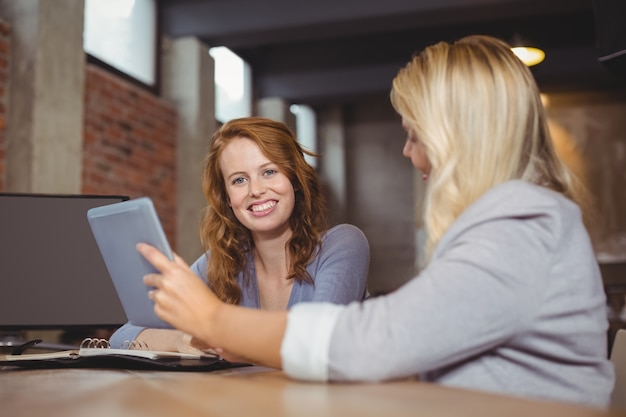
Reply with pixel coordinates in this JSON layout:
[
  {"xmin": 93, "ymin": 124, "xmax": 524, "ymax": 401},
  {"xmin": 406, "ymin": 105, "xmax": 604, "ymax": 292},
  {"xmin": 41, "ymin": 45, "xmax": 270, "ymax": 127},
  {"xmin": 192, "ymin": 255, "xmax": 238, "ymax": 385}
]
[{"xmin": 0, "ymin": 366, "xmax": 624, "ymax": 417}]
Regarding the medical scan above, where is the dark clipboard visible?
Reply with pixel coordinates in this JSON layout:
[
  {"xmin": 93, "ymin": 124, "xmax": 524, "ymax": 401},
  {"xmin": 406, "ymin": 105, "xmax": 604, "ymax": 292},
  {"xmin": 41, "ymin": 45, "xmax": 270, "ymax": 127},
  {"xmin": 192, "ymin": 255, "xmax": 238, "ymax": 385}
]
[{"xmin": 0, "ymin": 353, "xmax": 251, "ymax": 372}]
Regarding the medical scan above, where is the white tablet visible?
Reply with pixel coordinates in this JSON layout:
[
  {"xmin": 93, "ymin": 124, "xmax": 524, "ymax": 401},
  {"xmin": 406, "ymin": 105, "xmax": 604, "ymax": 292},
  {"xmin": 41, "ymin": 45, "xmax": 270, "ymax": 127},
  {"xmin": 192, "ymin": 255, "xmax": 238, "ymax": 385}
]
[{"xmin": 87, "ymin": 197, "xmax": 173, "ymax": 328}]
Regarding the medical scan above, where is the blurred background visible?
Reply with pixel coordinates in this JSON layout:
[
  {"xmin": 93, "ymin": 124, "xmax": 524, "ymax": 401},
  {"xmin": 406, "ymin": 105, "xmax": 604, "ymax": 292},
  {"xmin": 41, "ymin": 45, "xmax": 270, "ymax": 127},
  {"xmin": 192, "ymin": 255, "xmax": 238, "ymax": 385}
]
[{"xmin": 0, "ymin": 0, "xmax": 624, "ymax": 345}]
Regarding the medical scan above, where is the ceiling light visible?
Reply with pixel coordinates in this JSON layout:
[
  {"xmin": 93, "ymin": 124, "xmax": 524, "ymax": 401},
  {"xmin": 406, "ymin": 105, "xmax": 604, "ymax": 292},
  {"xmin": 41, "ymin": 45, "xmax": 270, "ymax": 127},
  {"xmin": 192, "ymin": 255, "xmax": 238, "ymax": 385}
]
[{"xmin": 509, "ymin": 34, "xmax": 545, "ymax": 67}]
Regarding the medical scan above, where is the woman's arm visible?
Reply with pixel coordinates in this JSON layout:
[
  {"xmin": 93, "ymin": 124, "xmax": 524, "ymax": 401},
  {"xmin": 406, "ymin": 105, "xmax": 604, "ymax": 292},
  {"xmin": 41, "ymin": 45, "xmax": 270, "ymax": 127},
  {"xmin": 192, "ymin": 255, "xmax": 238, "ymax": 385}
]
[{"xmin": 138, "ymin": 243, "xmax": 287, "ymax": 367}]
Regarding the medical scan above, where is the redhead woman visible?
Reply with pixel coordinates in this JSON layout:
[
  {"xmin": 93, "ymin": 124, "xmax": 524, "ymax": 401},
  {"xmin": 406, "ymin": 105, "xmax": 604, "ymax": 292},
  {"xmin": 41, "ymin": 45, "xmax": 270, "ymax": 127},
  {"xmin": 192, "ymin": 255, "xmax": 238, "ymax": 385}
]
[{"xmin": 110, "ymin": 117, "xmax": 369, "ymax": 352}]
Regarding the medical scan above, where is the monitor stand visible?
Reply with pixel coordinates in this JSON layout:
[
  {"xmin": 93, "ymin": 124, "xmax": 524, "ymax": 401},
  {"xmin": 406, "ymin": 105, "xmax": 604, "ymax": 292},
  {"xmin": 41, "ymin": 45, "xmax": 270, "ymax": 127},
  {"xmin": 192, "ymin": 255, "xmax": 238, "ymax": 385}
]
[
  {"xmin": 0, "ymin": 331, "xmax": 28, "ymax": 347},
  {"xmin": 0, "ymin": 331, "xmax": 29, "ymax": 355},
  {"xmin": 0, "ymin": 331, "xmax": 79, "ymax": 353}
]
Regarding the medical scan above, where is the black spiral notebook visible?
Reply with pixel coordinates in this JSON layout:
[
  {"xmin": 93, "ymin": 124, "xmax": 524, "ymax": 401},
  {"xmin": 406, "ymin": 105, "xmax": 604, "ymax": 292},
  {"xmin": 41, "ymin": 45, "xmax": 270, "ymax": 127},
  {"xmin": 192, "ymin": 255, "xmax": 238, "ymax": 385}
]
[{"xmin": 0, "ymin": 338, "xmax": 251, "ymax": 372}]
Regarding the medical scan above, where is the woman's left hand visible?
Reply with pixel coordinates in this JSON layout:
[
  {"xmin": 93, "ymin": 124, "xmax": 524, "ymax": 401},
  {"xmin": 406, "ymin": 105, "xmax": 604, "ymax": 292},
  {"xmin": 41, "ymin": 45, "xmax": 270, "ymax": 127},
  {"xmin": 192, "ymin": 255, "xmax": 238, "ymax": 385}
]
[{"xmin": 138, "ymin": 243, "xmax": 220, "ymax": 345}]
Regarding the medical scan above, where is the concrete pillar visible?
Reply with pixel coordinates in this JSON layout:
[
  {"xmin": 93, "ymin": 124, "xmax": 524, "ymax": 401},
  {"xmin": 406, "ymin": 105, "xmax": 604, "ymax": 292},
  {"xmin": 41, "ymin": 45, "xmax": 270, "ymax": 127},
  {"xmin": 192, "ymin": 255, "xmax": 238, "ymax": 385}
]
[
  {"xmin": 161, "ymin": 36, "xmax": 215, "ymax": 263},
  {"xmin": 318, "ymin": 106, "xmax": 347, "ymax": 225},
  {"xmin": 0, "ymin": 0, "xmax": 85, "ymax": 193},
  {"xmin": 257, "ymin": 97, "xmax": 296, "ymax": 133}
]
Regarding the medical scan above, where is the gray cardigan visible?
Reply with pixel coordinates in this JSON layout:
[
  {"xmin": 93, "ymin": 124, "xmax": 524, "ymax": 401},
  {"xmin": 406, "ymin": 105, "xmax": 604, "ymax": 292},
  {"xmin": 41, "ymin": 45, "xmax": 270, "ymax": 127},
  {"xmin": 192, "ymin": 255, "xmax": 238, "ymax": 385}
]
[{"xmin": 282, "ymin": 180, "xmax": 614, "ymax": 409}]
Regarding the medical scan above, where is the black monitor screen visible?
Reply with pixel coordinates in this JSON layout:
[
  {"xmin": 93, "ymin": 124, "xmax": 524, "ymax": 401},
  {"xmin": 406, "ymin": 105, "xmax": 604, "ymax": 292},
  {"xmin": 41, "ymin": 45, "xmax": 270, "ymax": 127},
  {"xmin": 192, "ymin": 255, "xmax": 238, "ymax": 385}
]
[{"xmin": 0, "ymin": 193, "xmax": 129, "ymax": 329}]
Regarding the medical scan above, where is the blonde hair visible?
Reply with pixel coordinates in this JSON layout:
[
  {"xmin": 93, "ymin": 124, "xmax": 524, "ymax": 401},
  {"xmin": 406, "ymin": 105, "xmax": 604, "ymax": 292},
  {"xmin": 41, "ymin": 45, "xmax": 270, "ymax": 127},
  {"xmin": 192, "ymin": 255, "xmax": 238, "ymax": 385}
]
[
  {"xmin": 201, "ymin": 117, "xmax": 327, "ymax": 304},
  {"xmin": 390, "ymin": 35, "xmax": 585, "ymax": 262}
]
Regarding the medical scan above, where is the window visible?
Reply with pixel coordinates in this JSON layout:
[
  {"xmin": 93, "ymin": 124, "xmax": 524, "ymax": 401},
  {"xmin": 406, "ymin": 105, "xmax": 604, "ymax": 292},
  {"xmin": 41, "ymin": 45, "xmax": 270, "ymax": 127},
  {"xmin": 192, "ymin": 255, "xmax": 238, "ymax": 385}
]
[
  {"xmin": 290, "ymin": 104, "xmax": 317, "ymax": 168},
  {"xmin": 209, "ymin": 46, "xmax": 252, "ymax": 123},
  {"xmin": 84, "ymin": 0, "xmax": 158, "ymax": 89}
]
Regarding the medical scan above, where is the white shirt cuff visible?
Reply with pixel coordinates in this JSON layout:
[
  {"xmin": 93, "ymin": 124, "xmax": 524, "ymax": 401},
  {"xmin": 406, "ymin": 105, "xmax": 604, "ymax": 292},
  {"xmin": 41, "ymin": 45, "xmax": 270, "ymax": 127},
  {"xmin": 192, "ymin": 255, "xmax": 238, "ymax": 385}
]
[{"xmin": 280, "ymin": 302, "xmax": 345, "ymax": 381}]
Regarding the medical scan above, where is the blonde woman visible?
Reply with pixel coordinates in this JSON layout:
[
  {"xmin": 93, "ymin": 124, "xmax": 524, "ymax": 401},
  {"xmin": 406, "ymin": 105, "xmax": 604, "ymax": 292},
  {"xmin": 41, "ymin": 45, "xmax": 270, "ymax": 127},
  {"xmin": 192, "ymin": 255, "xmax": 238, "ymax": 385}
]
[{"xmin": 139, "ymin": 36, "xmax": 614, "ymax": 408}]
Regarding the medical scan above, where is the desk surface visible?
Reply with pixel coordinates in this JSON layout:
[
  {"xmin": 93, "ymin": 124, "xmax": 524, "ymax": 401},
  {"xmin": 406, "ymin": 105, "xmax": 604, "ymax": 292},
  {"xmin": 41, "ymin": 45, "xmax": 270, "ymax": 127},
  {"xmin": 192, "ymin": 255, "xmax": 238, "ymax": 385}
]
[{"xmin": 1, "ymin": 365, "xmax": 625, "ymax": 417}]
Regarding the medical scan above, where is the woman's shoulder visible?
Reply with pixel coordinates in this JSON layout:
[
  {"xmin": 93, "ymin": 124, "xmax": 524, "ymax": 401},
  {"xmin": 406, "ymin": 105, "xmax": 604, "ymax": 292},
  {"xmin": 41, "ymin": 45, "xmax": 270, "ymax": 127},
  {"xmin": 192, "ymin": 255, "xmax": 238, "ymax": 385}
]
[
  {"xmin": 444, "ymin": 180, "xmax": 583, "ymax": 252},
  {"xmin": 323, "ymin": 223, "xmax": 369, "ymax": 246},
  {"xmin": 315, "ymin": 224, "xmax": 370, "ymax": 262},
  {"xmin": 469, "ymin": 180, "xmax": 579, "ymax": 220}
]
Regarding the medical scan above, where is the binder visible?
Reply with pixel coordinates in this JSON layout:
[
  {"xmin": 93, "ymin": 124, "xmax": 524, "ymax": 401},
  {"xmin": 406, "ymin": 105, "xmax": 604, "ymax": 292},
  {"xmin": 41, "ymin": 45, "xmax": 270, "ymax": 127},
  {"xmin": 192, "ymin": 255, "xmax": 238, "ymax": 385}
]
[{"xmin": 0, "ymin": 338, "xmax": 251, "ymax": 372}]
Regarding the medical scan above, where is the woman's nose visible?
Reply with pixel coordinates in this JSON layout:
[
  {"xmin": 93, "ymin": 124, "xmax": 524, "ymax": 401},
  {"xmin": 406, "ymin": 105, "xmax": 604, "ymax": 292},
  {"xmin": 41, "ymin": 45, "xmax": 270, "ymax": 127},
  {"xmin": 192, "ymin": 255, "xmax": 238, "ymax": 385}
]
[
  {"xmin": 402, "ymin": 140, "xmax": 411, "ymax": 158},
  {"xmin": 248, "ymin": 179, "xmax": 266, "ymax": 197}
]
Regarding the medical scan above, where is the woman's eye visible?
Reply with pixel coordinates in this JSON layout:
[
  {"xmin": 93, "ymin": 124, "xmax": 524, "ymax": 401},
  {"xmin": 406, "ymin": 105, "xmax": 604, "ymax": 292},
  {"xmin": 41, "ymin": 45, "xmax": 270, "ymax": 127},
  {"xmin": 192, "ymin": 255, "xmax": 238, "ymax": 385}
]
[
  {"xmin": 232, "ymin": 177, "xmax": 246, "ymax": 185},
  {"xmin": 264, "ymin": 169, "xmax": 277, "ymax": 176}
]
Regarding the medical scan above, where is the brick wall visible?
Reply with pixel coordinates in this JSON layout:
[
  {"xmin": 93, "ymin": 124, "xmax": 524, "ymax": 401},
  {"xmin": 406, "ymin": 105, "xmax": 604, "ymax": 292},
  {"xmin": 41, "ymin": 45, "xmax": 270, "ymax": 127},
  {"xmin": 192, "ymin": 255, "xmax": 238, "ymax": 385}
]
[
  {"xmin": 0, "ymin": 22, "xmax": 179, "ymax": 245},
  {"xmin": 82, "ymin": 65, "xmax": 178, "ymax": 246},
  {"xmin": 0, "ymin": 18, "xmax": 9, "ymax": 191}
]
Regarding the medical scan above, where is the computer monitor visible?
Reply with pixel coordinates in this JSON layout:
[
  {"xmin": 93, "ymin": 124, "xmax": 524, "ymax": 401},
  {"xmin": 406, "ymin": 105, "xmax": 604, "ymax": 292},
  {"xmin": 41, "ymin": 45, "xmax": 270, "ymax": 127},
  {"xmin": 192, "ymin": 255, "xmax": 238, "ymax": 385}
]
[{"xmin": 0, "ymin": 193, "xmax": 129, "ymax": 335}]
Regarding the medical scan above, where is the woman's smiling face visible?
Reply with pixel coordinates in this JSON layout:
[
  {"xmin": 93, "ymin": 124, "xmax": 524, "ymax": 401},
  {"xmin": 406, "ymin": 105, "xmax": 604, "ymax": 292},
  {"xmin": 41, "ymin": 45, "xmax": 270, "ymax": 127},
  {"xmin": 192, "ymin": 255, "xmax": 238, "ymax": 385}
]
[{"xmin": 220, "ymin": 136, "xmax": 295, "ymax": 239}]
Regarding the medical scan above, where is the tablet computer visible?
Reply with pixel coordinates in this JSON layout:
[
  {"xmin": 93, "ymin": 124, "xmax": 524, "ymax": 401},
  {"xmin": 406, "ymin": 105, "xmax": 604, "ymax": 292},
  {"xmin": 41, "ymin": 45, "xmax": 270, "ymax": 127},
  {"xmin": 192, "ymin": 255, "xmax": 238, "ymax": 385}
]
[{"xmin": 87, "ymin": 197, "xmax": 173, "ymax": 328}]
